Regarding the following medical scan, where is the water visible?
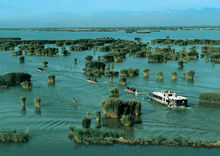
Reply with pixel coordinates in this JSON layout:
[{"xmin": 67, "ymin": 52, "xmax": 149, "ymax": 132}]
[{"xmin": 0, "ymin": 29, "xmax": 220, "ymax": 155}]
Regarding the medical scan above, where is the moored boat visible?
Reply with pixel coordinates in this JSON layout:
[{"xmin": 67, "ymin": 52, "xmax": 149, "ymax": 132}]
[
  {"xmin": 148, "ymin": 90, "xmax": 188, "ymax": 107},
  {"xmin": 37, "ymin": 67, "xmax": 44, "ymax": 72},
  {"xmin": 125, "ymin": 86, "xmax": 138, "ymax": 95},
  {"xmin": 86, "ymin": 78, "xmax": 98, "ymax": 83}
]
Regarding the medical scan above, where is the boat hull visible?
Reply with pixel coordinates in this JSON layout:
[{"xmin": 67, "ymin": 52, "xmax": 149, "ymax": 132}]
[
  {"xmin": 125, "ymin": 89, "xmax": 138, "ymax": 95},
  {"xmin": 86, "ymin": 79, "xmax": 97, "ymax": 83},
  {"xmin": 149, "ymin": 96, "xmax": 169, "ymax": 106}
]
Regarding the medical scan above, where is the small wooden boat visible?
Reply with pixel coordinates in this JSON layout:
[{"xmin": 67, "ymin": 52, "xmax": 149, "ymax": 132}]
[
  {"xmin": 86, "ymin": 78, "xmax": 98, "ymax": 83},
  {"xmin": 37, "ymin": 67, "xmax": 44, "ymax": 72},
  {"xmin": 125, "ymin": 86, "xmax": 138, "ymax": 95}
]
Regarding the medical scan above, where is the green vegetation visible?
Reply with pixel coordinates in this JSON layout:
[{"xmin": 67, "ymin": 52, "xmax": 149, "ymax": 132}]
[
  {"xmin": 34, "ymin": 98, "xmax": 41, "ymax": 109},
  {"xmin": 105, "ymin": 71, "xmax": 119, "ymax": 77},
  {"xmin": 69, "ymin": 126, "xmax": 220, "ymax": 148},
  {"xmin": 12, "ymin": 50, "xmax": 22, "ymax": 56},
  {"xmin": 201, "ymin": 45, "xmax": 220, "ymax": 63},
  {"xmin": 43, "ymin": 61, "xmax": 48, "ymax": 67},
  {"xmin": 143, "ymin": 68, "xmax": 150, "ymax": 77},
  {"xmin": 109, "ymin": 77, "xmax": 113, "ymax": 83},
  {"xmin": 120, "ymin": 68, "xmax": 139, "ymax": 77},
  {"xmin": 199, "ymin": 92, "xmax": 220, "ymax": 104},
  {"xmin": 0, "ymin": 72, "xmax": 31, "ymax": 87},
  {"xmin": 106, "ymin": 64, "xmax": 110, "ymax": 70},
  {"xmin": 20, "ymin": 96, "xmax": 26, "ymax": 109},
  {"xmin": 148, "ymin": 53, "xmax": 164, "ymax": 63},
  {"xmin": 101, "ymin": 98, "xmax": 123, "ymax": 118},
  {"xmin": 61, "ymin": 47, "xmax": 70, "ymax": 56},
  {"xmin": 109, "ymin": 87, "xmax": 120, "ymax": 98},
  {"xmin": 120, "ymin": 115, "xmax": 133, "ymax": 127},
  {"xmin": 177, "ymin": 60, "xmax": 184, "ymax": 69},
  {"xmin": 156, "ymin": 72, "xmax": 164, "ymax": 80},
  {"xmin": 95, "ymin": 110, "xmax": 101, "ymax": 122},
  {"xmin": 21, "ymin": 81, "xmax": 33, "ymax": 90},
  {"xmin": 74, "ymin": 58, "xmax": 77, "ymax": 64},
  {"xmin": 101, "ymin": 89, "xmax": 141, "ymax": 127},
  {"xmin": 187, "ymin": 46, "xmax": 199, "ymax": 59},
  {"xmin": 182, "ymin": 72, "xmax": 186, "ymax": 79},
  {"xmin": 48, "ymin": 75, "xmax": 55, "ymax": 84},
  {"xmin": 187, "ymin": 70, "xmax": 195, "ymax": 80},
  {"xmin": 171, "ymin": 72, "xmax": 177, "ymax": 80},
  {"xmin": 118, "ymin": 77, "xmax": 126, "ymax": 86},
  {"xmin": 0, "ymin": 129, "xmax": 29, "ymax": 143},
  {"xmin": 83, "ymin": 56, "xmax": 106, "ymax": 77},
  {"xmin": 19, "ymin": 56, "xmax": 25, "ymax": 63},
  {"xmin": 81, "ymin": 112, "xmax": 91, "ymax": 129},
  {"xmin": 151, "ymin": 38, "xmax": 220, "ymax": 46}
]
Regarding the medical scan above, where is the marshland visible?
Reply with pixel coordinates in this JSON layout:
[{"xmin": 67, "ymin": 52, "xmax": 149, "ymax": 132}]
[{"xmin": 1, "ymin": 28, "xmax": 220, "ymax": 155}]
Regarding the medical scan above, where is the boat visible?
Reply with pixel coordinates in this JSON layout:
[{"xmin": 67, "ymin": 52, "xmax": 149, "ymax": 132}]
[
  {"xmin": 125, "ymin": 86, "xmax": 138, "ymax": 95},
  {"xmin": 148, "ymin": 90, "xmax": 188, "ymax": 107},
  {"xmin": 37, "ymin": 67, "xmax": 44, "ymax": 72},
  {"xmin": 86, "ymin": 78, "xmax": 98, "ymax": 83}
]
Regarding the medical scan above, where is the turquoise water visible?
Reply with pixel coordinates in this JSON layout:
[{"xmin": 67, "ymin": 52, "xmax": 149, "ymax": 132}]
[{"xmin": 0, "ymin": 30, "xmax": 220, "ymax": 155}]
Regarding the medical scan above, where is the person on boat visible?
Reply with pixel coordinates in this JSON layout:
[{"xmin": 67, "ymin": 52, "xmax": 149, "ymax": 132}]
[{"xmin": 169, "ymin": 100, "xmax": 176, "ymax": 107}]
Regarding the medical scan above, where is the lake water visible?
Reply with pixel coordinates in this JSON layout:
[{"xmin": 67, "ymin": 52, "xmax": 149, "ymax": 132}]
[{"xmin": 0, "ymin": 29, "xmax": 220, "ymax": 156}]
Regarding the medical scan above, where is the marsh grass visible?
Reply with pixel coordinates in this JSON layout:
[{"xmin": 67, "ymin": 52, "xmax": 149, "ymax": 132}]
[
  {"xmin": 182, "ymin": 72, "xmax": 186, "ymax": 79},
  {"xmin": 20, "ymin": 96, "xmax": 26, "ymax": 109},
  {"xmin": 19, "ymin": 56, "xmax": 25, "ymax": 63},
  {"xmin": 118, "ymin": 77, "xmax": 126, "ymax": 86},
  {"xmin": 109, "ymin": 87, "xmax": 119, "ymax": 98},
  {"xmin": 171, "ymin": 72, "xmax": 177, "ymax": 80},
  {"xmin": 69, "ymin": 127, "xmax": 220, "ymax": 148},
  {"xmin": 143, "ymin": 68, "xmax": 150, "ymax": 77},
  {"xmin": 48, "ymin": 75, "xmax": 55, "ymax": 84},
  {"xmin": 21, "ymin": 81, "xmax": 33, "ymax": 90},
  {"xmin": 187, "ymin": 70, "xmax": 195, "ymax": 80},
  {"xmin": 199, "ymin": 92, "xmax": 220, "ymax": 104},
  {"xmin": 95, "ymin": 110, "xmax": 101, "ymax": 122},
  {"xmin": 43, "ymin": 61, "xmax": 48, "ymax": 67},
  {"xmin": 34, "ymin": 98, "xmax": 41, "ymax": 109},
  {"xmin": 0, "ymin": 129, "xmax": 29, "ymax": 143}
]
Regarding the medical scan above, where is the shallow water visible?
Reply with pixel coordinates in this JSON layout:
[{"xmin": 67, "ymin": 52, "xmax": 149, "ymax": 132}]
[{"xmin": 0, "ymin": 29, "xmax": 220, "ymax": 155}]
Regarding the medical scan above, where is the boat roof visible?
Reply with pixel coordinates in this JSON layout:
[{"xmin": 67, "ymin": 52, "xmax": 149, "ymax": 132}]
[{"xmin": 152, "ymin": 90, "xmax": 187, "ymax": 100}]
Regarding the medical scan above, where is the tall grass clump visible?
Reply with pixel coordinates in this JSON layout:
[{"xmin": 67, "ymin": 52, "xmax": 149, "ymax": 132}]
[
  {"xmin": 182, "ymin": 72, "xmax": 186, "ymax": 79},
  {"xmin": 20, "ymin": 96, "xmax": 26, "ymax": 109},
  {"xmin": 118, "ymin": 77, "xmax": 126, "ymax": 86},
  {"xmin": 74, "ymin": 58, "xmax": 77, "ymax": 64},
  {"xmin": 43, "ymin": 61, "xmax": 48, "ymax": 67},
  {"xmin": 156, "ymin": 72, "xmax": 164, "ymax": 80},
  {"xmin": 81, "ymin": 113, "xmax": 91, "ymax": 129},
  {"xmin": 171, "ymin": 72, "xmax": 177, "ymax": 80},
  {"xmin": 21, "ymin": 81, "xmax": 33, "ymax": 90},
  {"xmin": 120, "ymin": 115, "xmax": 134, "ymax": 127},
  {"xmin": 109, "ymin": 87, "xmax": 119, "ymax": 98},
  {"xmin": 95, "ymin": 110, "xmax": 101, "ymax": 122},
  {"xmin": 178, "ymin": 60, "xmax": 184, "ymax": 69},
  {"xmin": 34, "ymin": 98, "xmax": 41, "ymax": 109},
  {"xmin": 187, "ymin": 70, "xmax": 195, "ymax": 80},
  {"xmin": 48, "ymin": 75, "xmax": 55, "ymax": 84},
  {"xmin": 101, "ymin": 98, "xmax": 123, "ymax": 118},
  {"xmin": 199, "ymin": 92, "xmax": 220, "ymax": 104},
  {"xmin": 19, "ymin": 56, "xmax": 25, "ymax": 63},
  {"xmin": 0, "ymin": 129, "xmax": 29, "ymax": 143},
  {"xmin": 143, "ymin": 68, "xmax": 150, "ymax": 77}
]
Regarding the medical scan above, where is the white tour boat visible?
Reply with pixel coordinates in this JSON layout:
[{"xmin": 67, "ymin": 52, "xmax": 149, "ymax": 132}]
[{"xmin": 148, "ymin": 90, "xmax": 188, "ymax": 107}]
